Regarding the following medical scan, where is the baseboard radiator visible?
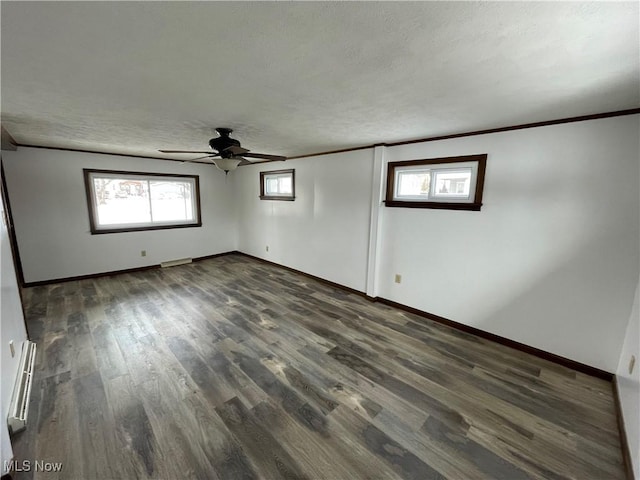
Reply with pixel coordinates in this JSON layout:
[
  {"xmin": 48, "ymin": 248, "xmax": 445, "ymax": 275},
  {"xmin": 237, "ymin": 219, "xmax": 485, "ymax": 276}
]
[
  {"xmin": 7, "ymin": 341, "xmax": 37, "ymax": 434},
  {"xmin": 161, "ymin": 257, "xmax": 193, "ymax": 268}
]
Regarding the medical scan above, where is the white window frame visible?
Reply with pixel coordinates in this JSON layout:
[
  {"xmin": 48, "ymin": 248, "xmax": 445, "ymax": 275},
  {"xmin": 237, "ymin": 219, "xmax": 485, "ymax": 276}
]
[
  {"xmin": 83, "ymin": 169, "xmax": 201, "ymax": 234},
  {"xmin": 385, "ymin": 154, "xmax": 487, "ymax": 211},
  {"xmin": 393, "ymin": 162, "xmax": 477, "ymax": 203}
]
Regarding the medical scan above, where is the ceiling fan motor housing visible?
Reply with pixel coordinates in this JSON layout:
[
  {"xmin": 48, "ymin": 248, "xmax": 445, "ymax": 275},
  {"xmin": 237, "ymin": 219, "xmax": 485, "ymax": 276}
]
[{"xmin": 209, "ymin": 128, "xmax": 241, "ymax": 158}]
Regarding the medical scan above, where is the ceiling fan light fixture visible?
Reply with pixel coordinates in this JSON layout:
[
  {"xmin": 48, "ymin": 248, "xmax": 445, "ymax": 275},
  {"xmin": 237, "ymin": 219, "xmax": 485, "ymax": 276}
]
[{"xmin": 213, "ymin": 157, "xmax": 243, "ymax": 173}]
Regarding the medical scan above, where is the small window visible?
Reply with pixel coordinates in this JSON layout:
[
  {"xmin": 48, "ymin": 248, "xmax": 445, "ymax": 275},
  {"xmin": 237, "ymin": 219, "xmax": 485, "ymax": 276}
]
[
  {"xmin": 84, "ymin": 169, "xmax": 201, "ymax": 234},
  {"xmin": 260, "ymin": 169, "xmax": 295, "ymax": 201},
  {"xmin": 385, "ymin": 154, "xmax": 487, "ymax": 210}
]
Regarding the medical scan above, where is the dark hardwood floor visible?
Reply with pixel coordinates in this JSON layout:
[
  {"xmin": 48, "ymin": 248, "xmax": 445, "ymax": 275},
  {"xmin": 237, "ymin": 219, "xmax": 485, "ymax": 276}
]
[{"xmin": 10, "ymin": 254, "xmax": 625, "ymax": 479}]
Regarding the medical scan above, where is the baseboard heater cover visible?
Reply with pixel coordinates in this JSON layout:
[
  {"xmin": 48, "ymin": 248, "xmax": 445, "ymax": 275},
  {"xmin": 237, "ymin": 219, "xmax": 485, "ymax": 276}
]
[
  {"xmin": 7, "ymin": 341, "xmax": 37, "ymax": 434},
  {"xmin": 161, "ymin": 257, "xmax": 193, "ymax": 268}
]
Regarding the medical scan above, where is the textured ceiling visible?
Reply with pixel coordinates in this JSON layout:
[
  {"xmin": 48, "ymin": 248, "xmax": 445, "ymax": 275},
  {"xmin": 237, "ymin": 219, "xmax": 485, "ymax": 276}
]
[{"xmin": 1, "ymin": 1, "xmax": 638, "ymax": 160}]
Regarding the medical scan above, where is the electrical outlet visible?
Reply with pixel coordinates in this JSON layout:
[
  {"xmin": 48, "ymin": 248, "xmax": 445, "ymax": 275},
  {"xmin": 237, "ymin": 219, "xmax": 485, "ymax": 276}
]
[
  {"xmin": 9, "ymin": 340, "xmax": 15, "ymax": 358},
  {"xmin": 630, "ymin": 355, "xmax": 636, "ymax": 375},
  {"xmin": 266, "ymin": 246, "xmax": 269, "ymax": 252},
  {"xmin": 141, "ymin": 250, "xmax": 147, "ymax": 257},
  {"xmin": 394, "ymin": 274, "xmax": 402, "ymax": 284}
]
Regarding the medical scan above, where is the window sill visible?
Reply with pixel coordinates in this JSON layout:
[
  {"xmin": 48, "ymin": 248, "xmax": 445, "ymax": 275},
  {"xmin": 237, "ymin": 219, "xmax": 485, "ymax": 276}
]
[
  {"xmin": 90, "ymin": 223, "xmax": 202, "ymax": 235},
  {"xmin": 259, "ymin": 196, "xmax": 296, "ymax": 201},
  {"xmin": 384, "ymin": 200, "xmax": 482, "ymax": 211}
]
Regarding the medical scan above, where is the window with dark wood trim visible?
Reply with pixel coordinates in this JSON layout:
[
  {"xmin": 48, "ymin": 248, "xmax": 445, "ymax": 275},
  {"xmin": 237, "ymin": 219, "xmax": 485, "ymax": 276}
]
[
  {"xmin": 260, "ymin": 169, "xmax": 295, "ymax": 201},
  {"xmin": 385, "ymin": 154, "xmax": 487, "ymax": 211},
  {"xmin": 83, "ymin": 169, "xmax": 202, "ymax": 234}
]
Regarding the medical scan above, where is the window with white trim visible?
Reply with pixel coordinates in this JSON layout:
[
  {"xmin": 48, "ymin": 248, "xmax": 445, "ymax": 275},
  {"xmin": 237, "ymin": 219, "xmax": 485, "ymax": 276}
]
[
  {"xmin": 385, "ymin": 154, "xmax": 487, "ymax": 210},
  {"xmin": 84, "ymin": 169, "xmax": 201, "ymax": 234}
]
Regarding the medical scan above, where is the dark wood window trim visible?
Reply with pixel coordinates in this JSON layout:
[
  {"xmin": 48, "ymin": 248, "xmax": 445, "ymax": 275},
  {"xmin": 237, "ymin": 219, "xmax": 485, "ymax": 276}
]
[
  {"xmin": 259, "ymin": 169, "xmax": 295, "ymax": 201},
  {"xmin": 385, "ymin": 154, "xmax": 487, "ymax": 211},
  {"xmin": 83, "ymin": 168, "xmax": 202, "ymax": 234}
]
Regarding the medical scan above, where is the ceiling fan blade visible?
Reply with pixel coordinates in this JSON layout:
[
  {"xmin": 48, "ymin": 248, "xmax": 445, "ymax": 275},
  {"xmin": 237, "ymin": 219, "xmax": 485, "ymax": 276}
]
[
  {"xmin": 181, "ymin": 155, "xmax": 218, "ymax": 163},
  {"xmin": 243, "ymin": 152, "xmax": 287, "ymax": 161},
  {"xmin": 224, "ymin": 145, "xmax": 250, "ymax": 155},
  {"xmin": 238, "ymin": 158, "xmax": 284, "ymax": 166},
  {"xmin": 159, "ymin": 149, "xmax": 213, "ymax": 154},
  {"xmin": 178, "ymin": 155, "xmax": 219, "ymax": 165}
]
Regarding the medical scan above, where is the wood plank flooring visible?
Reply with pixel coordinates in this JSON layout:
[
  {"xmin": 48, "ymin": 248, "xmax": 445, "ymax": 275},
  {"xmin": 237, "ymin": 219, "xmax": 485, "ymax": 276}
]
[{"xmin": 10, "ymin": 254, "xmax": 625, "ymax": 479}]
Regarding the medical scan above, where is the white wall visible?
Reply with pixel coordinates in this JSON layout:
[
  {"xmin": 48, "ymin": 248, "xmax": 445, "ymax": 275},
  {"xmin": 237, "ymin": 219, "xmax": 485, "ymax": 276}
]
[
  {"xmin": 615, "ymin": 138, "xmax": 640, "ymax": 478},
  {"xmin": 2, "ymin": 148, "xmax": 238, "ymax": 283},
  {"xmin": 617, "ymin": 282, "xmax": 639, "ymax": 478},
  {"xmin": 379, "ymin": 115, "xmax": 640, "ymax": 372},
  {"xmin": 235, "ymin": 149, "xmax": 374, "ymax": 291},
  {"xmin": 0, "ymin": 174, "xmax": 29, "ymax": 473}
]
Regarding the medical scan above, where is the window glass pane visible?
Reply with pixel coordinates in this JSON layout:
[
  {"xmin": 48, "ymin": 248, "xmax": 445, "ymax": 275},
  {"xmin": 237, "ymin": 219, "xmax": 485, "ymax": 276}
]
[
  {"xmin": 266, "ymin": 177, "xmax": 280, "ymax": 194},
  {"xmin": 149, "ymin": 181, "xmax": 194, "ymax": 222},
  {"xmin": 396, "ymin": 170, "xmax": 431, "ymax": 198},
  {"xmin": 278, "ymin": 176, "xmax": 292, "ymax": 194},
  {"xmin": 265, "ymin": 175, "xmax": 293, "ymax": 195},
  {"xmin": 94, "ymin": 178, "xmax": 151, "ymax": 225},
  {"xmin": 432, "ymin": 169, "xmax": 472, "ymax": 198}
]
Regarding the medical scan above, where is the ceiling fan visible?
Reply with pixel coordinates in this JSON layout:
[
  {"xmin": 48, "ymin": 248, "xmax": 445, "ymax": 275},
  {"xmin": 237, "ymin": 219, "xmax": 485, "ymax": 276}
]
[{"xmin": 159, "ymin": 128, "xmax": 286, "ymax": 174}]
